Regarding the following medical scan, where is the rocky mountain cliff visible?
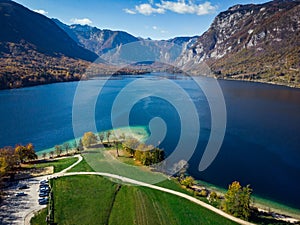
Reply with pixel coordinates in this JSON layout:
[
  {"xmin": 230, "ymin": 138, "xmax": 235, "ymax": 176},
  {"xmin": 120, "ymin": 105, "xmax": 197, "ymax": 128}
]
[
  {"xmin": 53, "ymin": 19, "xmax": 140, "ymax": 56},
  {"xmin": 179, "ymin": 0, "xmax": 300, "ymax": 87}
]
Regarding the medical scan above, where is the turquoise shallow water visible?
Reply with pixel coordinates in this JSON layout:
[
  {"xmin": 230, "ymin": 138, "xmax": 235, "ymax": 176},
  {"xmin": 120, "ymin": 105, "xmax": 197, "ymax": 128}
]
[{"xmin": 0, "ymin": 73, "xmax": 299, "ymax": 209}]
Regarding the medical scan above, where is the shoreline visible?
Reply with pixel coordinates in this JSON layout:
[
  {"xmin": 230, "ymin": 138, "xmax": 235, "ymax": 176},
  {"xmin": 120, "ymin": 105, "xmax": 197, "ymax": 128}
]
[
  {"xmin": 217, "ymin": 76, "xmax": 300, "ymax": 89},
  {"xmin": 0, "ymin": 73, "xmax": 299, "ymax": 91},
  {"xmin": 192, "ymin": 178, "xmax": 300, "ymax": 220}
]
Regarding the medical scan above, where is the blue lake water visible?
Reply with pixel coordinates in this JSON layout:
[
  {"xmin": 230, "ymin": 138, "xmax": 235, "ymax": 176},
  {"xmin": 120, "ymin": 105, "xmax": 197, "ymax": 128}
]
[{"xmin": 0, "ymin": 73, "xmax": 299, "ymax": 209}]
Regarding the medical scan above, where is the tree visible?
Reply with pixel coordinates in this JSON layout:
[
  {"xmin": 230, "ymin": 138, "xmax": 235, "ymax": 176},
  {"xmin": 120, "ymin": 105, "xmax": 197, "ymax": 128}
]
[
  {"xmin": 0, "ymin": 156, "xmax": 8, "ymax": 177},
  {"xmin": 14, "ymin": 143, "xmax": 37, "ymax": 163},
  {"xmin": 180, "ymin": 176, "xmax": 195, "ymax": 188},
  {"xmin": 49, "ymin": 151, "xmax": 54, "ymax": 158},
  {"xmin": 73, "ymin": 140, "xmax": 77, "ymax": 150},
  {"xmin": 222, "ymin": 181, "xmax": 252, "ymax": 220},
  {"xmin": 120, "ymin": 133, "xmax": 125, "ymax": 142},
  {"xmin": 141, "ymin": 151, "xmax": 152, "ymax": 165},
  {"xmin": 0, "ymin": 147, "xmax": 18, "ymax": 182},
  {"xmin": 151, "ymin": 148, "xmax": 165, "ymax": 164},
  {"xmin": 208, "ymin": 191, "xmax": 221, "ymax": 207},
  {"xmin": 63, "ymin": 143, "xmax": 70, "ymax": 155},
  {"xmin": 199, "ymin": 189, "xmax": 208, "ymax": 197},
  {"xmin": 113, "ymin": 140, "xmax": 120, "ymax": 157},
  {"xmin": 42, "ymin": 152, "xmax": 47, "ymax": 160},
  {"xmin": 78, "ymin": 139, "xmax": 84, "ymax": 151},
  {"xmin": 82, "ymin": 132, "xmax": 97, "ymax": 148},
  {"xmin": 106, "ymin": 131, "xmax": 111, "ymax": 143},
  {"xmin": 123, "ymin": 138, "xmax": 139, "ymax": 156},
  {"xmin": 54, "ymin": 145, "xmax": 62, "ymax": 157},
  {"xmin": 98, "ymin": 132, "xmax": 104, "ymax": 144}
]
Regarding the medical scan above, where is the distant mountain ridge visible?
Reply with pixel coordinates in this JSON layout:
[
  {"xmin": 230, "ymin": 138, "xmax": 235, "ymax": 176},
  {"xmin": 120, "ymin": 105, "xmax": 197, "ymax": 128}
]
[
  {"xmin": 178, "ymin": 0, "xmax": 300, "ymax": 87},
  {"xmin": 53, "ymin": 19, "xmax": 198, "ymax": 61}
]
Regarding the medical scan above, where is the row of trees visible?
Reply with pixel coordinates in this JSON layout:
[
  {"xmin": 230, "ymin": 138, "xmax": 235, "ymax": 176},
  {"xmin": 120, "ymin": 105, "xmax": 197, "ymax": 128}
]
[
  {"xmin": 45, "ymin": 140, "xmax": 84, "ymax": 159},
  {"xmin": 82, "ymin": 131, "xmax": 126, "ymax": 148}
]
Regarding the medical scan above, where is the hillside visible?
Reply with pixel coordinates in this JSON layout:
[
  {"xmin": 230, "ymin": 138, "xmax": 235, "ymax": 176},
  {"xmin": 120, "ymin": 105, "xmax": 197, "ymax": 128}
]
[
  {"xmin": 0, "ymin": 0, "xmax": 98, "ymax": 89},
  {"xmin": 179, "ymin": 0, "xmax": 300, "ymax": 87},
  {"xmin": 0, "ymin": 0, "xmax": 97, "ymax": 61}
]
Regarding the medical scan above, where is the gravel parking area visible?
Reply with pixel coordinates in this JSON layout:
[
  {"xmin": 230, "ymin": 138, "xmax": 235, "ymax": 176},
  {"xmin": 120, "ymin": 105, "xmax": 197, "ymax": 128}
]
[{"xmin": 0, "ymin": 175, "xmax": 49, "ymax": 225}]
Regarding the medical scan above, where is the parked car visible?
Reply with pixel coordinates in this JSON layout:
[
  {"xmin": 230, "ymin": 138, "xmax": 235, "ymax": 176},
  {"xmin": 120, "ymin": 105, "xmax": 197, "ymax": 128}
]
[
  {"xmin": 39, "ymin": 192, "xmax": 49, "ymax": 197},
  {"xmin": 18, "ymin": 184, "xmax": 29, "ymax": 190},
  {"xmin": 38, "ymin": 197, "xmax": 48, "ymax": 202},
  {"xmin": 39, "ymin": 183, "xmax": 49, "ymax": 187},
  {"xmin": 16, "ymin": 192, "xmax": 27, "ymax": 197},
  {"xmin": 38, "ymin": 197, "xmax": 49, "ymax": 205},
  {"xmin": 39, "ymin": 186, "xmax": 50, "ymax": 192},
  {"xmin": 40, "ymin": 180, "xmax": 49, "ymax": 184}
]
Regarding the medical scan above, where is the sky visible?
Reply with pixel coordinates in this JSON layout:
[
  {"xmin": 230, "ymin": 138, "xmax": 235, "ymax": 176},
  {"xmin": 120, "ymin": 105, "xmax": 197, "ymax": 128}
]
[{"xmin": 14, "ymin": 0, "xmax": 269, "ymax": 40}]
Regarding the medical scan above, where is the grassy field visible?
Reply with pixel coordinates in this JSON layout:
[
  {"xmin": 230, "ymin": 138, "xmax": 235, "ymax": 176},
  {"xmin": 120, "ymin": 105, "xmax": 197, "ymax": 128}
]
[
  {"xmin": 32, "ymin": 175, "xmax": 237, "ymax": 225},
  {"xmin": 67, "ymin": 157, "xmax": 94, "ymax": 172},
  {"xmin": 109, "ymin": 185, "xmax": 237, "ymax": 225},
  {"xmin": 25, "ymin": 157, "xmax": 78, "ymax": 173},
  {"xmin": 79, "ymin": 149, "xmax": 168, "ymax": 184},
  {"xmin": 52, "ymin": 175, "xmax": 120, "ymax": 225},
  {"xmin": 30, "ymin": 208, "xmax": 48, "ymax": 225}
]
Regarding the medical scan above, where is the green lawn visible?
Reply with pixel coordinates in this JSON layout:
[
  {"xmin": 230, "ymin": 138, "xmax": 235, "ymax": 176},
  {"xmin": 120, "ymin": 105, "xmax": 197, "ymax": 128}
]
[
  {"xmin": 32, "ymin": 175, "xmax": 237, "ymax": 225},
  {"xmin": 30, "ymin": 208, "xmax": 48, "ymax": 225},
  {"xmin": 52, "ymin": 175, "xmax": 119, "ymax": 225},
  {"xmin": 110, "ymin": 185, "xmax": 237, "ymax": 225},
  {"xmin": 67, "ymin": 157, "xmax": 94, "ymax": 172},
  {"xmin": 26, "ymin": 157, "xmax": 78, "ymax": 173}
]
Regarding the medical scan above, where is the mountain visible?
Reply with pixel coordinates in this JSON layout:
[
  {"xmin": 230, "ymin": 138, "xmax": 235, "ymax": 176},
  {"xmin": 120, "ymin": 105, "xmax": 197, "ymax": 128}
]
[
  {"xmin": 0, "ymin": 0, "xmax": 100, "ymax": 89},
  {"xmin": 53, "ymin": 19, "xmax": 198, "ymax": 64},
  {"xmin": 0, "ymin": 0, "xmax": 97, "ymax": 61},
  {"xmin": 53, "ymin": 20, "xmax": 140, "ymax": 56},
  {"xmin": 179, "ymin": 0, "xmax": 300, "ymax": 87}
]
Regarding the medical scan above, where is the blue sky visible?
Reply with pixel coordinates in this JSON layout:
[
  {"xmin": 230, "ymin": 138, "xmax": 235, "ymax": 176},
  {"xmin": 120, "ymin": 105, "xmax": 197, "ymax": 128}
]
[{"xmin": 14, "ymin": 0, "xmax": 269, "ymax": 40}]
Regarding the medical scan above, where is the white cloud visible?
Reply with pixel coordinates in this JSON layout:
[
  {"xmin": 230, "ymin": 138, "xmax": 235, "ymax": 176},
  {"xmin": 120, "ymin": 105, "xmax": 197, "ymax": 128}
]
[
  {"xmin": 124, "ymin": 0, "xmax": 217, "ymax": 16},
  {"xmin": 123, "ymin": 8, "xmax": 136, "ymax": 14},
  {"xmin": 70, "ymin": 18, "xmax": 93, "ymax": 25},
  {"xmin": 152, "ymin": 25, "xmax": 168, "ymax": 34},
  {"xmin": 158, "ymin": 1, "xmax": 217, "ymax": 15},
  {"xmin": 135, "ymin": 3, "xmax": 165, "ymax": 16},
  {"xmin": 33, "ymin": 9, "xmax": 48, "ymax": 15}
]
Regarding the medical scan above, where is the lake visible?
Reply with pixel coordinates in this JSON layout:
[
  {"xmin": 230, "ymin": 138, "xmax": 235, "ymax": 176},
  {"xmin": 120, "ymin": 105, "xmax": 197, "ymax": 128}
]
[{"xmin": 0, "ymin": 73, "xmax": 299, "ymax": 209}]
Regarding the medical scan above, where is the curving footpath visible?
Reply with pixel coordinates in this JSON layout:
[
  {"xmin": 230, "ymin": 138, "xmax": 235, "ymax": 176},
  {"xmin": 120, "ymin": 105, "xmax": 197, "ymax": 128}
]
[{"xmin": 24, "ymin": 154, "xmax": 255, "ymax": 225}]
